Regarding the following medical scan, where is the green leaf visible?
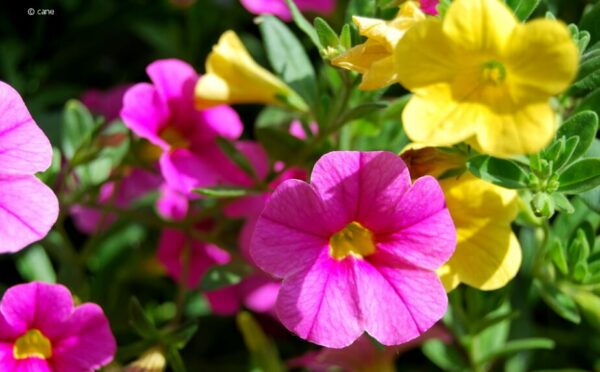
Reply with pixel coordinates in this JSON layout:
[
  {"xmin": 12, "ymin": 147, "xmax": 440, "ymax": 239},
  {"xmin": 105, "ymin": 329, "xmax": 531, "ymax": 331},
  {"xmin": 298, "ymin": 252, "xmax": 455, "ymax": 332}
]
[
  {"xmin": 557, "ymin": 111, "xmax": 599, "ymax": 163},
  {"xmin": 314, "ymin": 17, "xmax": 340, "ymax": 53},
  {"xmin": 548, "ymin": 238, "xmax": 569, "ymax": 275},
  {"xmin": 61, "ymin": 100, "xmax": 96, "ymax": 160},
  {"xmin": 567, "ymin": 229, "xmax": 591, "ymax": 282},
  {"xmin": 37, "ymin": 147, "xmax": 62, "ymax": 187},
  {"xmin": 345, "ymin": 0, "xmax": 375, "ymax": 22},
  {"xmin": 237, "ymin": 311, "xmax": 284, "ymax": 372},
  {"xmin": 15, "ymin": 245, "xmax": 56, "ymax": 283},
  {"xmin": 422, "ymin": 340, "xmax": 468, "ymax": 371},
  {"xmin": 477, "ymin": 338, "xmax": 555, "ymax": 365},
  {"xmin": 580, "ymin": 2, "xmax": 600, "ymax": 44},
  {"xmin": 255, "ymin": 106, "xmax": 296, "ymax": 128},
  {"xmin": 573, "ymin": 52, "xmax": 600, "ymax": 90},
  {"xmin": 259, "ymin": 15, "xmax": 318, "ymax": 107},
  {"xmin": 553, "ymin": 136, "xmax": 579, "ymax": 171},
  {"xmin": 577, "ymin": 88, "xmax": 600, "ymax": 118},
  {"xmin": 162, "ymin": 322, "xmax": 199, "ymax": 349},
  {"xmin": 565, "ymin": 285, "xmax": 600, "ymax": 330},
  {"xmin": 536, "ymin": 281, "xmax": 581, "ymax": 323},
  {"xmin": 166, "ymin": 346, "xmax": 187, "ymax": 372},
  {"xmin": 129, "ymin": 298, "xmax": 158, "ymax": 339},
  {"xmin": 200, "ymin": 261, "xmax": 252, "ymax": 291},
  {"xmin": 505, "ymin": 0, "xmax": 541, "ymax": 21},
  {"xmin": 256, "ymin": 127, "xmax": 306, "ymax": 164},
  {"xmin": 337, "ymin": 102, "xmax": 388, "ymax": 126},
  {"xmin": 580, "ymin": 187, "xmax": 600, "ymax": 213},
  {"xmin": 467, "ymin": 155, "xmax": 529, "ymax": 189},
  {"xmin": 284, "ymin": 0, "xmax": 322, "ymax": 50},
  {"xmin": 194, "ymin": 186, "xmax": 251, "ymax": 198},
  {"xmin": 557, "ymin": 158, "xmax": 600, "ymax": 193},
  {"xmin": 551, "ymin": 192, "xmax": 574, "ymax": 214},
  {"xmin": 340, "ymin": 24, "xmax": 352, "ymax": 50},
  {"xmin": 216, "ymin": 137, "xmax": 258, "ymax": 181}
]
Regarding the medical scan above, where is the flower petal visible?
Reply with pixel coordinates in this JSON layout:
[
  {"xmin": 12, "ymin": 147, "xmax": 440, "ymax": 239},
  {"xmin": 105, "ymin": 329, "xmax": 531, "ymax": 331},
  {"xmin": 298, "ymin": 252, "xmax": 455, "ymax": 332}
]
[
  {"xmin": 159, "ymin": 150, "xmax": 218, "ymax": 193},
  {"xmin": 355, "ymin": 260, "xmax": 447, "ymax": 345},
  {"xmin": 310, "ymin": 151, "xmax": 411, "ymax": 230},
  {"xmin": 191, "ymin": 105, "xmax": 243, "ymax": 142},
  {"xmin": 0, "ymin": 175, "xmax": 58, "ymax": 254},
  {"xmin": 250, "ymin": 180, "xmax": 331, "ymax": 278},
  {"xmin": 277, "ymin": 252, "xmax": 363, "ymax": 348},
  {"xmin": 146, "ymin": 59, "xmax": 198, "ymax": 122},
  {"xmin": 121, "ymin": 83, "xmax": 169, "ymax": 148},
  {"xmin": 0, "ymin": 81, "xmax": 53, "ymax": 175},
  {"xmin": 51, "ymin": 303, "xmax": 116, "ymax": 372}
]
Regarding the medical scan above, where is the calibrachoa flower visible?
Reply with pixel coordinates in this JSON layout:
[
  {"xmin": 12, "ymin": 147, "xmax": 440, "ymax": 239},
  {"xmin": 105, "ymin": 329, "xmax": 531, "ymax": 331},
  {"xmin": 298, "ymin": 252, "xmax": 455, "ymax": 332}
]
[
  {"xmin": 0, "ymin": 282, "xmax": 116, "ymax": 370},
  {"xmin": 250, "ymin": 151, "xmax": 456, "ymax": 348},
  {"xmin": 195, "ymin": 31, "xmax": 308, "ymax": 111},
  {"xmin": 332, "ymin": 1, "xmax": 425, "ymax": 90},
  {"xmin": 419, "ymin": 0, "xmax": 438, "ymax": 15},
  {"xmin": 395, "ymin": 0, "xmax": 578, "ymax": 157},
  {"xmin": 121, "ymin": 58, "xmax": 244, "ymax": 194},
  {"xmin": 80, "ymin": 84, "xmax": 132, "ymax": 123},
  {"xmin": 402, "ymin": 146, "xmax": 522, "ymax": 291},
  {"xmin": 240, "ymin": 0, "xmax": 335, "ymax": 21},
  {"xmin": 0, "ymin": 81, "xmax": 58, "ymax": 253}
]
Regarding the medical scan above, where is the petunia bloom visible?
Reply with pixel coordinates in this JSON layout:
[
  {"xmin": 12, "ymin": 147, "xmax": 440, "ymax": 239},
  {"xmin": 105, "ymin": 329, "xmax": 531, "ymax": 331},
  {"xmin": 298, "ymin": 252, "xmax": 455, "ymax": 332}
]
[
  {"xmin": 395, "ymin": 0, "xmax": 578, "ymax": 157},
  {"xmin": 0, "ymin": 281, "xmax": 116, "ymax": 371},
  {"xmin": 240, "ymin": 0, "xmax": 335, "ymax": 21},
  {"xmin": 332, "ymin": 1, "xmax": 425, "ymax": 90},
  {"xmin": 0, "ymin": 81, "xmax": 59, "ymax": 253},
  {"xmin": 250, "ymin": 151, "xmax": 456, "ymax": 348},
  {"xmin": 121, "ymin": 58, "xmax": 244, "ymax": 195},
  {"xmin": 402, "ymin": 146, "xmax": 522, "ymax": 291},
  {"xmin": 195, "ymin": 31, "xmax": 307, "ymax": 111}
]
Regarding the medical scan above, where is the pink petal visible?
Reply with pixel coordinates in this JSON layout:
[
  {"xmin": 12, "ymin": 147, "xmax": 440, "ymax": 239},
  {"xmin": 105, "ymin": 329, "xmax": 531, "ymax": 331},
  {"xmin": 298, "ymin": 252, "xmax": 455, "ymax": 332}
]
[
  {"xmin": 250, "ymin": 180, "xmax": 332, "ymax": 278},
  {"xmin": 0, "ymin": 282, "xmax": 73, "ymax": 338},
  {"xmin": 159, "ymin": 150, "xmax": 219, "ymax": 193},
  {"xmin": 191, "ymin": 105, "xmax": 243, "ymax": 142},
  {"xmin": 0, "ymin": 81, "xmax": 52, "ymax": 175},
  {"xmin": 156, "ymin": 184, "xmax": 189, "ymax": 221},
  {"xmin": 0, "ymin": 175, "xmax": 58, "ymax": 253},
  {"xmin": 357, "ymin": 262, "xmax": 447, "ymax": 345},
  {"xmin": 146, "ymin": 59, "xmax": 197, "ymax": 126},
  {"xmin": 120, "ymin": 83, "xmax": 169, "ymax": 148},
  {"xmin": 205, "ymin": 286, "xmax": 241, "ymax": 316},
  {"xmin": 240, "ymin": 0, "xmax": 335, "ymax": 20},
  {"xmin": 80, "ymin": 84, "xmax": 132, "ymax": 122},
  {"xmin": 241, "ymin": 274, "xmax": 280, "ymax": 315},
  {"xmin": 277, "ymin": 251, "xmax": 362, "ymax": 348},
  {"xmin": 51, "ymin": 304, "xmax": 116, "ymax": 371},
  {"xmin": 310, "ymin": 151, "xmax": 411, "ymax": 230}
]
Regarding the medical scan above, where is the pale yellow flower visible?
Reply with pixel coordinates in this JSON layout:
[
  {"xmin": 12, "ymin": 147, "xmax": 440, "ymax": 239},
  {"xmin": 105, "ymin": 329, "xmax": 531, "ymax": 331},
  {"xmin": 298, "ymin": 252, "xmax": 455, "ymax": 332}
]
[
  {"xmin": 396, "ymin": 0, "xmax": 578, "ymax": 157},
  {"xmin": 332, "ymin": 1, "xmax": 425, "ymax": 90}
]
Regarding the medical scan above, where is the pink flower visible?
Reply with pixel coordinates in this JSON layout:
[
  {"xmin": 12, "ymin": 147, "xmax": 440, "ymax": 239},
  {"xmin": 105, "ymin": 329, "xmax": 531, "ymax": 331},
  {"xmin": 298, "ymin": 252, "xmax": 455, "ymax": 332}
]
[
  {"xmin": 0, "ymin": 81, "xmax": 58, "ymax": 253},
  {"xmin": 80, "ymin": 84, "xmax": 131, "ymax": 123},
  {"xmin": 0, "ymin": 282, "xmax": 116, "ymax": 371},
  {"xmin": 121, "ymin": 59, "xmax": 244, "ymax": 194},
  {"xmin": 250, "ymin": 151, "xmax": 456, "ymax": 348},
  {"xmin": 205, "ymin": 273, "xmax": 281, "ymax": 316},
  {"xmin": 419, "ymin": 0, "xmax": 438, "ymax": 15},
  {"xmin": 240, "ymin": 0, "xmax": 335, "ymax": 21}
]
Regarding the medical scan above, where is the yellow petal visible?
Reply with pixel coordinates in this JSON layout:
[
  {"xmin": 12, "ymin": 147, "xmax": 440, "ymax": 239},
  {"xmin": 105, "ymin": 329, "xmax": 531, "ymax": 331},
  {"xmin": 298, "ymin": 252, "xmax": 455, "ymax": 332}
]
[
  {"xmin": 395, "ymin": 19, "xmax": 462, "ymax": 91},
  {"xmin": 402, "ymin": 83, "xmax": 481, "ymax": 146},
  {"xmin": 195, "ymin": 31, "xmax": 298, "ymax": 109},
  {"xmin": 443, "ymin": 0, "xmax": 517, "ymax": 54},
  {"xmin": 472, "ymin": 101, "xmax": 556, "ymax": 157},
  {"xmin": 332, "ymin": 40, "xmax": 389, "ymax": 74},
  {"xmin": 440, "ymin": 175, "xmax": 522, "ymax": 291},
  {"xmin": 506, "ymin": 19, "xmax": 579, "ymax": 99},
  {"xmin": 358, "ymin": 55, "xmax": 398, "ymax": 90}
]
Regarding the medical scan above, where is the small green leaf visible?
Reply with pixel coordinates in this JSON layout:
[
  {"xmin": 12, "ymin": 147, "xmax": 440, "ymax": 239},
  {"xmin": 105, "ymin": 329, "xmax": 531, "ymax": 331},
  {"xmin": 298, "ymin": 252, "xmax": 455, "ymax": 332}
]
[
  {"xmin": 284, "ymin": 0, "xmax": 322, "ymax": 50},
  {"xmin": 237, "ymin": 311, "xmax": 284, "ymax": 372},
  {"xmin": 15, "ymin": 245, "xmax": 56, "ymax": 283},
  {"xmin": 577, "ymin": 87, "xmax": 600, "ymax": 117},
  {"xmin": 548, "ymin": 238, "xmax": 569, "ymax": 275},
  {"xmin": 477, "ymin": 338, "xmax": 555, "ymax": 365},
  {"xmin": 580, "ymin": 187, "xmax": 600, "ymax": 213},
  {"xmin": 337, "ymin": 102, "xmax": 388, "ymax": 127},
  {"xmin": 194, "ymin": 187, "xmax": 251, "ymax": 198},
  {"xmin": 314, "ymin": 17, "xmax": 340, "ymax": 54},
  {"xmin": 259, "ymin": 15, "xmax": 318, "ymax": 107},
  {"xmin": 557, "ymin": 111, "xmax": 599, "ymax": 163},
  {"xmin": 553, "ymin": 136, "xmax": 579, "ymax": 171},
  {"xmin": 256, "ymin": 127, "xmax": 306, "ymax": 164},
  {"xmin": 467, "ymin": 155, "xmax": 529, "ymax": 189},
  {"xmin": 567, "ymin": 229, "xmax": 591, "ymax": 282},
  {"xmin": 422, "ymin": 339, "xmax": 469, "ymax": 371},
  {"xmin": 505, "ymin": 0, "xmax": 541, "ymax": 21},
  {"xmin": 162, "ymin": 322, "xmax": 199, "ymax": 349},
  {"xmin": 536, "ymin": 281, "xmax": 580, "ymax": 323},
  {"xmin": 340, "ymin": 24, "xmax": 352, "ymax": 50},
  {"xmin": 129, "ymin": 298, "xmax": 158, "ymax": 339},
  {"xmin": 165, "ymin": 346, "xmax": 187, "ymax": 372},
  {"xmin": 551, "ymin": 192, "xmax": 574, "ymax": 214},
  {"xmin": 557, "ymin": 158, "xmax": 600, "ymax": 193},
  {"xmin": 62, "ymin": 100, "xmax": 97, "ymax": 160}
]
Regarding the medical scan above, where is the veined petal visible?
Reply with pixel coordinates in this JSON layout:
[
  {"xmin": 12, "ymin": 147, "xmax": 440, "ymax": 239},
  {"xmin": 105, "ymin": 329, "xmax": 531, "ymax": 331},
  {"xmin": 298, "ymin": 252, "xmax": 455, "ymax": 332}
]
[
  {"xmin": 121, "ymin": 83, "xmax": 170, "ymax": 149},
  {"xmin": 473, "ymin": 101, "xmax": 555, "ymax": 157},
  {"xmin": 443, "ymin": 0, "xmax": 516, "ymax": 54},
  {"xmin": 506, "ymin": 19, "xmax": 578, "ymax": 99}
]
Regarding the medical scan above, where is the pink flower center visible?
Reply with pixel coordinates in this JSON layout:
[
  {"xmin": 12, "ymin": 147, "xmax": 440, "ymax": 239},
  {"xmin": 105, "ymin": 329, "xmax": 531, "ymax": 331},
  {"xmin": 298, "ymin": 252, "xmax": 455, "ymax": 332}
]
[
  {"xmin": 13, "ymin": 329, "xmax": 52, "ymax": 360},
  {"xmin": 329, "ymin": 221, "xmax": 376, "ymax": 260},
  {"xmin": 160, "ymin": 127, "xmax": 190, "ymax": 149}
]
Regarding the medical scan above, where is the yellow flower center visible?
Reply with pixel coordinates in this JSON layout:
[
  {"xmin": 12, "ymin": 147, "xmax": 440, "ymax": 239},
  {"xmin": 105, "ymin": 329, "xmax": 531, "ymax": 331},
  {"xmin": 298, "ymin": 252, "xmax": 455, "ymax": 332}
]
[
  {"xmin": 481, "ymin": 60, "xmax": 506, "ymax": 85},
  {"xmin": 13, "ymin": 329, "xmax": 52, "ymax": 360},
  {"xmin": 160, "ymin": 127, "xmax": 190, "ymax": 149},
  {"xmin": 329, "ymin": 221, "xmax": 376, "ymax": 260}
]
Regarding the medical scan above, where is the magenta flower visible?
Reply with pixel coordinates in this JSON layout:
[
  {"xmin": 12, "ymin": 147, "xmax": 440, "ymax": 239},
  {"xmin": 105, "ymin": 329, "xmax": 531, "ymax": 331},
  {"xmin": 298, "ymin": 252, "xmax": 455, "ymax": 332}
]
[
  {"xmin": 250, "ymin": 151, "xmax": 456, "ymax": 348},
  {"xmin": 419, "ymin": 0, "xmax": 439, "ymax": 15},
  {"xmin": 0, "ymin": 81, "xmax": 58, "ymax": 253},
  {"xmin": 0, "ymin": 282, "xmax": 116, "ymax": 371},
  {"xmin": 121, "ymin": 59, "xmax": 243, "ymax": 194},
  {"xmin": 205, "ymin": 273, "xmax": 281, "ymax": 316},
  {"xmin": 80, "ymin": 84, "xmax": 131, "ymax": 123},
  {"xmin": 240, "ymin": 0, "xmax": 335, "ymax": 21}
]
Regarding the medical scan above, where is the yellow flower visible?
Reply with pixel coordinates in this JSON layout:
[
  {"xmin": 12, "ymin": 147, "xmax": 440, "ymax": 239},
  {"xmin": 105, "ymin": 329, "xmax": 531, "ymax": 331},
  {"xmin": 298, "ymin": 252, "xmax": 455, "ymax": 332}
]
[
  {"xmin": 395, "ymin": 0, "xmax": 578, "ymax": 157},
  {"xmin": 401, "ymin": 146, "xmax": 522, "ymax": 291},
  {"xmin": 195, "ymin": 31, "xmax": 307, "ymax": 111},
  {"xmin": 332, "ymin": 1, "xmax": 425, "ymax": 90}
]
